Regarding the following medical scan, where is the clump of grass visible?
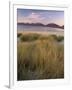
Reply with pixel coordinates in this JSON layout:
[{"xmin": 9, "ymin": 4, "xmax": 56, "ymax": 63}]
[
  {"xmin": 20, "ymin": 33, "xmax": 40, "ymax": 42},
  {"xmin": 56, "ymin": 36, "xmax": 64, "ymax": 42},
  {"xmin": 17, "ymin": 33, "xmax": 22, "ymax": 38},
  {"xmin": 17, "ymin": 34, "xmax": 64, "ymax": 80},
  {"xmin": 51, "ymin": 35, "xmax": 64, "ymax": 42},
  {"xmin": 18, "ymin": 33, "xmax": 64, "ymax": 42}
]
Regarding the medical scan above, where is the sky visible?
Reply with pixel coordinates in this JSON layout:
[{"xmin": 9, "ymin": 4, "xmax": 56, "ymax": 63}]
[{"xmin": 17, "ymin": 9, "xmax": 64, "ymax": 26}]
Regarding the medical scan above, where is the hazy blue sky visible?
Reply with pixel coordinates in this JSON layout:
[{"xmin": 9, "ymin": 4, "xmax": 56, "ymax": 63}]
[{"xmin": 17, "ymin": 9, "xmax": 64, "ymax": 26}]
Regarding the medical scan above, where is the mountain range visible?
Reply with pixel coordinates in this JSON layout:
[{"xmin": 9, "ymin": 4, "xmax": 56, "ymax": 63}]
[{"xmin": 17, "ymin": 23, "xmax": 64, "ymax": 29}]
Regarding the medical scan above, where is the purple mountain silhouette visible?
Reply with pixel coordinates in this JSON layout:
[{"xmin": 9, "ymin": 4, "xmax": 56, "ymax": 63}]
[{"xmin": 17, "ymin": 23, "xmax": 64, "ymax": 29}]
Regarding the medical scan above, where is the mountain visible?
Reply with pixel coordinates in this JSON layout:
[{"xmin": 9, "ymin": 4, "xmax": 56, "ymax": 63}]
[
  {"xmin": 17, "ymin": 23, "xmax": 64, "ymax": 29},
  {"xmin": 17, "ymin": 23, "xmax": 45, "ymax": 26},
  {"xmin": 61, "ymin": 25, "xmax": 64, "ymax": 29},
  {"xmin": 46, "ymin": 23, "xmax": 64, "ymax": 29}
]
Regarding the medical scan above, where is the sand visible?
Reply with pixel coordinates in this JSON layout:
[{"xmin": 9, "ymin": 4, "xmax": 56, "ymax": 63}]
[{"xmin": 17, "ymin": 31, "xmax": 64, "ymax": 36}]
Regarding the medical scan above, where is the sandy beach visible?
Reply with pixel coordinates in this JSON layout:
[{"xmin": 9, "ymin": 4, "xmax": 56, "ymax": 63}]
[{"xmin": 17, "ymin": 31, "xmax": 64, "ymax": 36}]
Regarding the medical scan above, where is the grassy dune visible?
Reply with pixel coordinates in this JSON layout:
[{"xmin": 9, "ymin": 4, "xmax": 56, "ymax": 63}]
[{"xmin": 17, "ymin": 33, "xmax": 64, "ymax": 80}]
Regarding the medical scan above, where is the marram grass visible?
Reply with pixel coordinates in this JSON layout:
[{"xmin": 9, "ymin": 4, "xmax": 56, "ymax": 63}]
[{"xmin": 17, "ymin": 34, "xmax": 64, "ymax": 80}]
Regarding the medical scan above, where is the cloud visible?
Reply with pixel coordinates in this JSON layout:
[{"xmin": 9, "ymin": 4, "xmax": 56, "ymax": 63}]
[
  {"xmin": 17, "ymin": 12, "xmax": 64, "ymax": 26},
  {"xmin": 18, "ymin": 12, "xmax": 46, "ymax": 24},
  {"xmin": 28, "ymin": 12, "xmax": 40, "ymax": 19}
]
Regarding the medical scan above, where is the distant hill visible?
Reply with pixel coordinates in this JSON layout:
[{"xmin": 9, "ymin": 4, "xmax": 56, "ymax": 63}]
[
  {"xmin": 17, "ymin": 23, "xmax": 64, "ymax": 29},
  {"xmin": 61, "ymin": 25, "xmax": 64, "ymax": 29},
  {"xmin": 17, "ymin": 23, "xmax": 45, "ymax": 26},
  {"xmin": 46, "ymin": 23, "xmax": 64, "ymax": 29}
]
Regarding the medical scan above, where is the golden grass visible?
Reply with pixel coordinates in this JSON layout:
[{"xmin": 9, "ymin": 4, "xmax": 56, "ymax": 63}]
[{"xmin": 17, "ymin": 34, "xmax": 64, "ymax": 80}]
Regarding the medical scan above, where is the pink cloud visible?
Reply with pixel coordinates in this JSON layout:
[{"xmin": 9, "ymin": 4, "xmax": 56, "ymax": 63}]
[
  {"xmin": 17, "ymin": 12, "xmax": 64, "ymax": 26},
  {"xmin": 18, "ymin": 12, "xmax": 46, "ymax": 24}
]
